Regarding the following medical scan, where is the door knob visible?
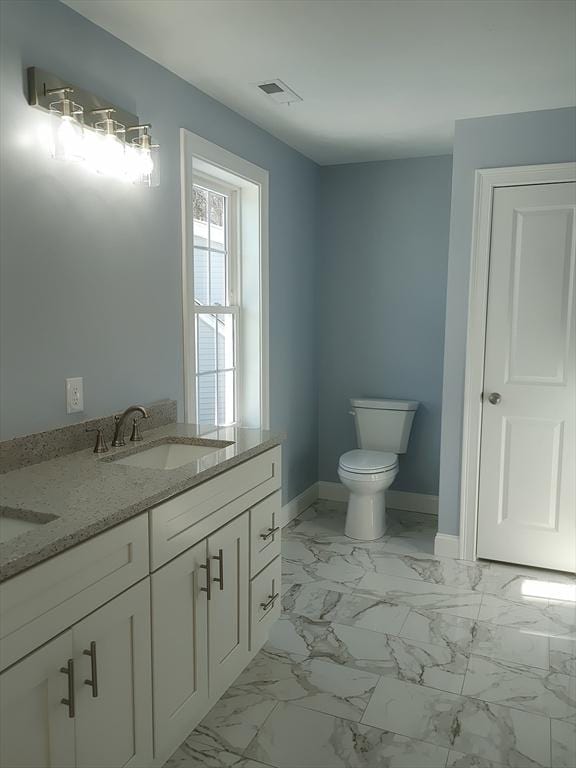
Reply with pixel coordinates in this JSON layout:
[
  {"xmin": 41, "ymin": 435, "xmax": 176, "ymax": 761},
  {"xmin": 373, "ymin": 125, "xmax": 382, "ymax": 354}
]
[{"xmin": 487, "ymin": 392, "xmax": 502, "ymax": 405}]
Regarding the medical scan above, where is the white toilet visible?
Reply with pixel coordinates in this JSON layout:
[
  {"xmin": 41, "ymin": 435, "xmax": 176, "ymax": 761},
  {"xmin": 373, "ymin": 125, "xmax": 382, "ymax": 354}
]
[{"xmin": 338, "ymin": 398, "xmax": 419, "ymax": 540}]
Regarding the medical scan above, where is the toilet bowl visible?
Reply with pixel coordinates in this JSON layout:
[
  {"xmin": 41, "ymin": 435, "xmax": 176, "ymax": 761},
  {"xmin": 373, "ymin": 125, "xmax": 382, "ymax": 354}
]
[
  {"xmin": 338, "ymin": 398, "xmax": 418, "ymax": 541},
  {"xmin": 338, "ymin": 450, "xmax": 398, "ymax": 540}
]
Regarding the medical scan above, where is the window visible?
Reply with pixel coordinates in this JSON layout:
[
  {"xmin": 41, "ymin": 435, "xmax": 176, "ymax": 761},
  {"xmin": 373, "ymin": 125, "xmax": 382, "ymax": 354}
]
[
  {"xmin": 182, "ymin": 130, "xmax": 269, "ymax": 430},
  {"xmin": 192, "ymin": 180, "xmax": 238, "ymax": 425}
]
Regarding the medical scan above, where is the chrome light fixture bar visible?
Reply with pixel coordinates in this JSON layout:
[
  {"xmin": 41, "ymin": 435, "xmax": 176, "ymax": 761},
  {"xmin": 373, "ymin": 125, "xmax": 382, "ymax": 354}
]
[{"xmin": 28, "ymin": 67, "xmax": 159, "ymax": 185}]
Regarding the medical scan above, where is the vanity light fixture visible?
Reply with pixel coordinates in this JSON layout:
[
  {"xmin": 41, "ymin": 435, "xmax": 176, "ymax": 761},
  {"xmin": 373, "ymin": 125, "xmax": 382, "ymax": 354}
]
[{"xmin": 28, "ymin": 67, "xmax": 159, "ymax": 186}]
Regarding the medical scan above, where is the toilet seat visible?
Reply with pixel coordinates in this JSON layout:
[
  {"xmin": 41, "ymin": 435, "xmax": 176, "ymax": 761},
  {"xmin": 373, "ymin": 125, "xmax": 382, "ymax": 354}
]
[{"xmin": 339, "ymin": 449, "xmax": 398, "ymax": 474}]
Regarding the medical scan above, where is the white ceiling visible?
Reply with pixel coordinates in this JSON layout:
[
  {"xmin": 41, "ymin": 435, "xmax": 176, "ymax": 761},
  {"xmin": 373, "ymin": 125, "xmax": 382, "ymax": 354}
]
[{"xmin": 62, "ymin": 0, "xmax": 576, "ymax": 165}]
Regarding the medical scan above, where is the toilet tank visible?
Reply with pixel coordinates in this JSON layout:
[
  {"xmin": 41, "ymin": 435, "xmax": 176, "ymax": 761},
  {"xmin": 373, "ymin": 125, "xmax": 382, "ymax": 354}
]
[{"xmin": 351, "ymin": 398, "xmax": 419, "ymax": 454}]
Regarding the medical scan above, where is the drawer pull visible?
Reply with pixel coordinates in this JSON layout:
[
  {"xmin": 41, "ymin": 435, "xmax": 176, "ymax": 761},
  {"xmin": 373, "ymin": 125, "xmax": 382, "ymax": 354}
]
[
  {"xmin": 83, "ymin": 641, "xmax": 99, "ymax": 698},
  {"xmin": 200, "ymin": 557, "xmax": 212, "ymax": 600},
  {"xmin": 260, "ymin": 525, "xmax": 280, "ymax": 541},
  {"xmin": 260, "ymin": 580, "xmax": 279, "ymax": 612},
  {"xmin": 60, "ymin": 659, "xmax": 76, "ymax": 718},
  {"xmin": 212, "ymin": 548, "xmax": 224, "ymax": 590}
]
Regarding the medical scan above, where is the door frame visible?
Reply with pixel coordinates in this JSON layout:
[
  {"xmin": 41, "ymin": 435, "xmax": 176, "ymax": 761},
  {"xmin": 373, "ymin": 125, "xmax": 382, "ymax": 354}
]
[{"xmin": 459, "ymin": 162, "xmax": 576, "ymax": 562}]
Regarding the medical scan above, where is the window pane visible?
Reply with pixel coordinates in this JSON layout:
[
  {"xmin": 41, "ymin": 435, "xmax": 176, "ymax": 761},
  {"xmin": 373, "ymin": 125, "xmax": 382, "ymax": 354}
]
[
  {"xmin": 196, "ymin": 373, "xmax": 216, "ymax": 425},
  {"xmin": 210, "ymin": 250, "xmax": 226, "ymax": 306},
  {"xmin": 209, "ymin": 192, "xmax": 226, "ymax": 252},
  {"xmin": 209, "ymin": 191, "xmax": 225, "ymax": 228},
  {"xmin": 193, "ymin": 188, "xmax": 209, "ymax": 256},
  {"xmin": 193, "ymin": 187, "xmax": 207, "ymax": 223},
  {"xmin": 216, "ymin": 314, "xmax": 235, "ymax": 369},
  {"xmin": 217, "ymin": 370, "xmax": 235, "ymax": 425},
  {"xmin": 193, "ymin": 248, "xmax": 209, "ymax": 305},
  {"xmin": 196, "ymin": 314, "xmax": 216, "ymax": 373}
]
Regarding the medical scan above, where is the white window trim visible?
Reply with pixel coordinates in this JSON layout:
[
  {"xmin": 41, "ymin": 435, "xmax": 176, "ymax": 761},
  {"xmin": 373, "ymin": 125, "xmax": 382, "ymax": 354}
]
[
  {"xmin": 459, "ymin": 162, "xmax": 576, "ymax": 562},
  {"xmin": 180, "ymin": 129, "xmax": 270, "ymax": 429}
]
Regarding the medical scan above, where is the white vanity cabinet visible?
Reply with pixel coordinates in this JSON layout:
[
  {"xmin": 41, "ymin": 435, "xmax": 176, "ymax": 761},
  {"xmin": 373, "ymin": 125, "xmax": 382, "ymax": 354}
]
[
  {"xmin": 206, "ymin": 512, "xmax": 250, "ymax": 701},
  {"xmin": 0, "ymin": 580, "xmax": 153, "ymax": 768},
  {"xmin": 0, "ymin": 445, "xmax": 282, "ymax": 768},
  {"xmin": 151, "ymin": 513, "xmax": 251, "ymax": 758},
  {"xmin": 0, "ymin": 633, "xmax": 75, "ymax": 768},
  {"xmin": 72, "ymin": 580, "xmax": 153, "ymax": 768},
  {"xmin": 150, "ymin": 539, "xmax": 209, "ymax": 759}
]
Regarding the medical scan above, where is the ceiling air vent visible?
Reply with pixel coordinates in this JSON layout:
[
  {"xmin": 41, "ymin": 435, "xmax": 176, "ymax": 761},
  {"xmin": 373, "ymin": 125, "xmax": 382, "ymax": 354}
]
[{"xmin": 256, "ymin": 79, "xmax": 302, "ymax": 105}]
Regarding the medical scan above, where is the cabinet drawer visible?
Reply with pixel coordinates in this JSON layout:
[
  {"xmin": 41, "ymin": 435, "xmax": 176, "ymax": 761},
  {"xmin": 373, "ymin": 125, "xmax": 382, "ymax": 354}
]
[
  {"xmin": 150, "ymin": 446, "xmax": 281, "ymax": 570},
  {"xmin": 250, "ymin": 491, "xmax": 281, "ymax": 576},
  {"xmin": 250, "ymin": 556, "xmax": 281, "ymax": 652},
  {"xmin": 0, "ymin": 515, "xmax": 149, "ymax": 672}
]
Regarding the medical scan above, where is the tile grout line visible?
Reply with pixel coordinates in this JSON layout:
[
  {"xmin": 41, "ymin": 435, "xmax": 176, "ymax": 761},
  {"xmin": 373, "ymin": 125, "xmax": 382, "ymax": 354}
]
[
  {"xmin": 240, "ymin": 699, "xmax": 281, "ymax": 763},
  {"xmin": 284, "ymin": 595, "xmax": 574, "ymax": 723},
  {"xmin": 284, "ymin": 531, "xmax": 576, "ymax": 612}
]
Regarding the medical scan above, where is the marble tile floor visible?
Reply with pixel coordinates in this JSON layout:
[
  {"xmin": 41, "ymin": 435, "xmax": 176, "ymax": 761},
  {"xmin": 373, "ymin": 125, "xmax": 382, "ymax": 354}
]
[{"xmin": 164, "ymin": 500, "xmax": 576, "ymax": 768}]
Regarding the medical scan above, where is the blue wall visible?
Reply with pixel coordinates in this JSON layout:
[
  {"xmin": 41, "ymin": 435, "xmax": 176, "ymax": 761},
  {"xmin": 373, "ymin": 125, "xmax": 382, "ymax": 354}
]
[
  {"xmin": 318, "ymin": 156, "xmax": 453, "ymax": 494},
  {"xmin": 0, "ymin": 0, "xmax": 319, "ymax": 503},
  {"xmin": 439, "ymin": 107, "xmax": 576, "ymax": 535}
]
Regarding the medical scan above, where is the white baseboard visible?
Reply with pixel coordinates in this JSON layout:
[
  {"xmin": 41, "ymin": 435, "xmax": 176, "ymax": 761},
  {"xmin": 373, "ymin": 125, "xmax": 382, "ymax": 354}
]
[
  {"xmin": 317, "ymin": 481, "xmax": 438, "ymax": 516},
  {"xmin": 434, "ymin": 533, "xmax": 460, "ymax": 559},
  {"xmin": 280, "ymin": 483, "xmax": 319, "ymax": 528}
]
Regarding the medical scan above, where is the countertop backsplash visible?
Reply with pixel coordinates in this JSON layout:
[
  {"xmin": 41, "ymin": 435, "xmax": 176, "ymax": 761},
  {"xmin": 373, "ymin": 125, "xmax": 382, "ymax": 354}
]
[{"xmin": 0, "ymin": 399, "xmax": 178, "ymax": 474}]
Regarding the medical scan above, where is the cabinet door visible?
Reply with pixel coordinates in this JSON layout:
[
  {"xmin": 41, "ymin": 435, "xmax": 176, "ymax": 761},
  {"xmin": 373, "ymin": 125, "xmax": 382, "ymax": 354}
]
[
  {"xmin": 208, "ymin": 512, "xmax": 250, "ymax": 701},
  {"xmin": 73, "ymin": 580, "xmax": 153, "ymax": 768},
  {"xmin": 0, "ymin": 632, "xmax": 75, "ymax": 768},
  {"xmin": 151, "ymin": 540, "xmax": 209, "ymax": 762}
]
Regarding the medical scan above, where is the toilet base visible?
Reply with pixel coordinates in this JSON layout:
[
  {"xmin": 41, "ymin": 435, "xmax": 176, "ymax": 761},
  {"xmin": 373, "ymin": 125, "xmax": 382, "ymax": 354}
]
[{"xmin": 345, "ymin": 491, "xmax": 387, "ymax": 540}]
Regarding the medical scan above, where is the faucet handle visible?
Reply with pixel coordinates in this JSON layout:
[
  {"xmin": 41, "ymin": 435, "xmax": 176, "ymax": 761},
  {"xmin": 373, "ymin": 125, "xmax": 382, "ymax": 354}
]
[
  {"xmin": 85, "ymin": 427, "xmax": 109, "ymax": 454},
  {"xmin": 130, "ymin": 418, "xmax": 144, "ymax": 442}
]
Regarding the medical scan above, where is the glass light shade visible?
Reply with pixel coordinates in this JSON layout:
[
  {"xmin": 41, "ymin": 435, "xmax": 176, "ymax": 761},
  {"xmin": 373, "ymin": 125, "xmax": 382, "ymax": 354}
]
[
  {"xmin": 139, "ymin": 144, "xmax": 160, "ymax": 187},
  {"xmin": 124, "ymin": 143, "xmax": 145, "ymax": 184},
  {"xmin": 128, "ymin": 129, "xmax": 160, "ymax": 187},
  {"xmin": 91, "ymin": 117, "xmax": 126, "ymax": 179},
  {"xmin": 49, "ymin": 99, "xmax": 85, "ymax": 162},
  {"xmin": 127, "ymin": 144, "xmax": 159, "ymax": 187}
]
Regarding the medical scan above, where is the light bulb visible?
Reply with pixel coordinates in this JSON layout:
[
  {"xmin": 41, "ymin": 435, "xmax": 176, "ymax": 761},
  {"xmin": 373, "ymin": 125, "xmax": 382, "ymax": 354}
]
[
  {"xmin": 127, "ymin": 127, "xmax": 160, "ymax": 186},
  {"xmin": 54, "ymin": 115, "xmax": 84, "ymax": 161},
  {"xmin": 93, "ymin": 133, "xmax": 125, "ymax": 179},
  {"xmin": 139, "ymin": 148, "xmax": 154, "ymax": 177}
]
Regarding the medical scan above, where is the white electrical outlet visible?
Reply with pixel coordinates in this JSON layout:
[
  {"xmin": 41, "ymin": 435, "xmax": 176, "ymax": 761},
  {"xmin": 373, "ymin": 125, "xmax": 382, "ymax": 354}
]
[{"xmin": 66, "ymin": 377, "xmax": 84, "ymax": 414}]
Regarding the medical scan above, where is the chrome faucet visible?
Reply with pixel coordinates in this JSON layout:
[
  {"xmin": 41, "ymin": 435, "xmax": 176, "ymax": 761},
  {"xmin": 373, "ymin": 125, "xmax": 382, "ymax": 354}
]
[{"xmin": 112, "ymin": 405, "xmax": 149, "ymax": 447}]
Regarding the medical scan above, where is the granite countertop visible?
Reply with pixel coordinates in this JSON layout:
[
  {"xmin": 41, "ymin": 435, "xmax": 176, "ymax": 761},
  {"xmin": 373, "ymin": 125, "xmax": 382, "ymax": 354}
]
[{"xmin": 0, "ymin": 423, "xmax": 282, "ymax": 582}]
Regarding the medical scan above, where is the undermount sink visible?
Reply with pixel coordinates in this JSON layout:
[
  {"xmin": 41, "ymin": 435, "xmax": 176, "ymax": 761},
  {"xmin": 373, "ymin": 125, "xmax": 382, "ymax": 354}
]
[
  {"xmin": 0, "ymin": 507, "xmax": 58, "ymax": 544},
  {"xmin": 112, "ymin": 439, "xmax": 233, "ymax": 470}
]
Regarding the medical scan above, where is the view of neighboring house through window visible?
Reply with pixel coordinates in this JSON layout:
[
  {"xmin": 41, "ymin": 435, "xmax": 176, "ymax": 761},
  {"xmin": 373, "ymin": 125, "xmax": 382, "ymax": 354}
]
[{"xmin": 192, "ymin": 181, "xmax": 238, "ymax": 425}]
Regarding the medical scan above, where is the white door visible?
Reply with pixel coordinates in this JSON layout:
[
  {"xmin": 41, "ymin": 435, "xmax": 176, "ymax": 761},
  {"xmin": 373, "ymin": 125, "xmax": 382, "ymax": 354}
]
[
  {"xmin": 0, "ymin": 632, "xmax": 75, "ymax": 768},
  {"xmin": 151, "ymin": 539, "xmax": 209, "ymax": 761},
  {"xmin": 73, "ymin": 580, "xmax": 153, "ymax": 768},
  {"xmin": 208, "ymin": 512, "xmax": 250, "ymax": 701},
  {"xmin": 477, "ymin": 182, "xmax": 576, "ymax": 572}
]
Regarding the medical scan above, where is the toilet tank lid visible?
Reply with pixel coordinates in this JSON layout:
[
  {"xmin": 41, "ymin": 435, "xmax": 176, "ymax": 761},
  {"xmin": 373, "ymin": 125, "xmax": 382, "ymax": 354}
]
[{"xmin": 351, "ymin": 398, "xmax": 419, "ymax": 412}]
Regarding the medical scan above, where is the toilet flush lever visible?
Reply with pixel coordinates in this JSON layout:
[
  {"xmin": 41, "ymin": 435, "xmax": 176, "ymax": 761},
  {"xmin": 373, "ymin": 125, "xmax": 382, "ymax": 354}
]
[{"xmin": 348, "ymin": 410, "xmax": 356, "ymax": 417}]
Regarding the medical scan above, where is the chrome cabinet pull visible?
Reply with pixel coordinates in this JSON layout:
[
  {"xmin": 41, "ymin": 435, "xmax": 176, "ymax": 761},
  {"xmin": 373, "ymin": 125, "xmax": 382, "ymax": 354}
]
[
  {"xmin": 260, "ymin": 525, "xmax": 280, "ymax": 541},
  {"xmin": 260, "ymin": 579, "xmax": 280, "ymax": 612},
  {"xmin": 83, "ymin": 641, "xmax": 99, "ymax": 698},
  {"xmin": 212, "ymin": 548, "xmax": 224, "ymax": 591},
  {"xmin": 60, "ymin": 658, "xmax": 76, "ymax": 718},
  {"xmin": 200, "ymin": 557, "xmax": 212, "ymax": 600}
]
